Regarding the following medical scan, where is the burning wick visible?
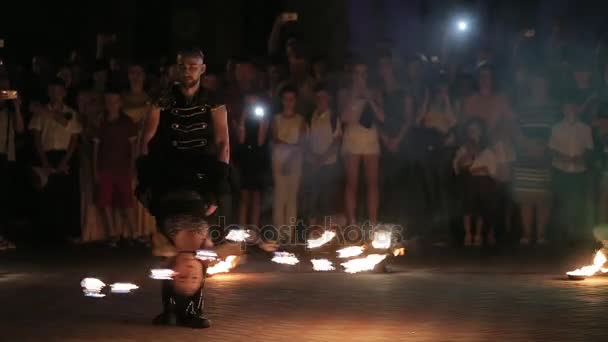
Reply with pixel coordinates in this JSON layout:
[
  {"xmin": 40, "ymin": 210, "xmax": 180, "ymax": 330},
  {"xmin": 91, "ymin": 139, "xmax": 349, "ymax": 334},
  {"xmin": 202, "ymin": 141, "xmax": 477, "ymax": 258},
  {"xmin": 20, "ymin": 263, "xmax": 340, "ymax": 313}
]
[
  {"xmin": 336, "ymin": 246, "xmax": 364, "ymax": 259},
  {"xmin": 81, "ymin": 277, "xmax": 106, "ymax": 297},
  {"xmin": 271, "ymin": 252, "xmax": 300, "ymax": 265},
  {"xmin": 110, "ymin": 283, "xmax": 139, "ymax": 294},
  {"xmin": 311, "ymin": 258, "xmax": 335, "ymax": 271},
  {"xmin": 196, "ymin": 249, "xmax": 219, "ymax": 261},
  {"xmin": 341, "ymin": 254, "xmax": 387, "ymax": 274},
  {"xmin": 207, "ymin": 255, "xmax": 239, "ymax": 275},
  {"xmin": 226, "ymin": 229, "xmax": 251, "ymax": 242},
  {"xmin": 371, "ymin": 230, "xmax": 392, "ymax": 250},
  {"xmin": 567, "ymin": 250, "xmax": 608, "ymax": 279},
  {"xmin": 307, "ymin": 230, "xmax": 336, "ymax": 249},
  {"xmin": 149, "ymin": 269, "xmax": 177, "ymax": 280}
]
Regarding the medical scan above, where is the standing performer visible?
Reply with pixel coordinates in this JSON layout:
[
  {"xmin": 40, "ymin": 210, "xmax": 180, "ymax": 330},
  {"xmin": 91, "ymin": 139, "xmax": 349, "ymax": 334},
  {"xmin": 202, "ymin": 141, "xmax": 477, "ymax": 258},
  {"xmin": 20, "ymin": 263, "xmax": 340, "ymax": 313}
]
[{"xmin": 138, "ymin": 47, "xmax": 230, "ymax": 329}]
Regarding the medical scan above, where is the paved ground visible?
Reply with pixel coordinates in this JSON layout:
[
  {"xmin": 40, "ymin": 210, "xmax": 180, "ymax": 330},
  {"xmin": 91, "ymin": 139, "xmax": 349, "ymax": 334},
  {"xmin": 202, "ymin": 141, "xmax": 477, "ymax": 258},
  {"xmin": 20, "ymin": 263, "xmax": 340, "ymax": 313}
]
[{"xmin": 1, "ymin": 244, "xmax": 608, "ymax": 342}]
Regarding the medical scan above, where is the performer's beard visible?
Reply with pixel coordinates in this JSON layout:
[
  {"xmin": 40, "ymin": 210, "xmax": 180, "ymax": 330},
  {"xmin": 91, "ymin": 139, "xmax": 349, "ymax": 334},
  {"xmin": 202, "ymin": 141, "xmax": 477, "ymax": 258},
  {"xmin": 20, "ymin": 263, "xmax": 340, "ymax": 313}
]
[{"xmin": 180, "ymin": 77, "xmax": 201, "ymax": 91}]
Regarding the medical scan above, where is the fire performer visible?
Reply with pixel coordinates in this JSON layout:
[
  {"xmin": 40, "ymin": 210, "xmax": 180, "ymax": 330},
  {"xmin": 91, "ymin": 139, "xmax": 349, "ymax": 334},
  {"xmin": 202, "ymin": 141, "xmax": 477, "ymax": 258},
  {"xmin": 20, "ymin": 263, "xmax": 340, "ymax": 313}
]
[{"xmin": 137, "ymin": 47, "xmax": 229, "ymax": 329}]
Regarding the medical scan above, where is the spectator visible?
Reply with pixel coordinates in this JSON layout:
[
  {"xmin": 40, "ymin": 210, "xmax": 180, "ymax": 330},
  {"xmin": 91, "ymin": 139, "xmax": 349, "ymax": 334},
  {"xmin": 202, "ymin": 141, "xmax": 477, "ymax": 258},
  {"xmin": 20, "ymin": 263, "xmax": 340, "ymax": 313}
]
[
  {"xmin": 272, "ymin": 86, "xmax": 306, "ymax": 244},
  {"xmin": 0, "ymin": 77, "xmax": 24, "ymax": 250},
  {"xmin": 593, "ymin": 101, "xmax": 608, "ymax": 223},
  {"xmin": 548, "ymin": 96, "xmax": 594, "ymax": 244},
  {"xmin": 307, "ymin": 83, "xmax": 342, "ymax": 225},
  {"xmin": 377, "ymin": 53, "xmax": 409, "ymax": 223},
  {"xmin": 280, "ymin": 50, "xmax": 316, "ymax": 119},
  {"xmin": 78, "ymin": 87, "xmax": 106, "ymax": 242},
  {"xmin": 463, "ymin": 64, "xmax": 513, "ymax": 138},
  {"xmin": 512, "ymin": 70, "xmax": 558, "ymax": 245},
  {"xmin": 266, "ymin": 58, "xmax": 286, "ymax": 100},
  {"xmin": 93, "ymin": 60, "xmax": 109, "ymax": 94},
  {"xmin": 236, "ymin": 93, "xmax": 270, "ymax": 229},
  {"xmin": 122, "ymin": 61, "xmax": 156, "ymax": 243},
  {"xmin": 338, "ymin": 59, "xmax": 384, "ymax": 225},
  {"xmin": 93, "ymin": 88, "xmax": 138, "ymax": 246},
  {"xmin": 56, "ymin": 65, "xmax": 78, "ymax": 108},
  {"xmin": 453, "ymin": 118, "xmax": 498, "ymax": 247},
  {"xmin": 29, "ymin": 78, "xmax": 82, "ymax": 242}
]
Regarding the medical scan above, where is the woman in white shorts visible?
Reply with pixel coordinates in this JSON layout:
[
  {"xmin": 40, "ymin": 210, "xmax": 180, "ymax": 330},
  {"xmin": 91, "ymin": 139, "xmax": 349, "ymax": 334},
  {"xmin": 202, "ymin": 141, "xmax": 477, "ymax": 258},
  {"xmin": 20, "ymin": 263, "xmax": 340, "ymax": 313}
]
[{"xmin": 338, "ymin": 60, "xmax": 384, "ymax": 224}]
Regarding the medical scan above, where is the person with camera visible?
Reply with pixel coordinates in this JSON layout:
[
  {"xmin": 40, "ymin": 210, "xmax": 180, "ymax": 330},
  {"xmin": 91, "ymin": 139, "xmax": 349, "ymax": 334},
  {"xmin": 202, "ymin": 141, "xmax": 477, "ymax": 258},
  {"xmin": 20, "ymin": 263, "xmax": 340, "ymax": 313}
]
[
  {"xmin": 0, "ymin": 75, "xmax": 24, "ymax": 250},
  {"xmin": 29, "ymin": 77, "xmax": 82, "ymax": 242}
]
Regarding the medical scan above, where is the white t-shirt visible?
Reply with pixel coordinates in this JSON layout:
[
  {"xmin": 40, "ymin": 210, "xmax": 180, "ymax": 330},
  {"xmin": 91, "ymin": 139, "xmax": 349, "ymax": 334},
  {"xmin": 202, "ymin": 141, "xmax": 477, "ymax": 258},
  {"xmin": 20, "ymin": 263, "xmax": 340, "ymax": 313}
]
[
  {"xmin": 0, "ymin": 108, "xmax": 16, "ymax": 161},
  {"xmin": 548, "ymin": 119, "xmax": 593, "ymax": 173},
  {"xmin": 29, "ymin": 105, "xmax": 82, "ymax": 151},
  {"xmin": 453, "ymin": 145, "xmax": 498, "ymax": 177},
  {"xmin": 309, "ymin": 110, "xmax": 342, "ymax": 165}
]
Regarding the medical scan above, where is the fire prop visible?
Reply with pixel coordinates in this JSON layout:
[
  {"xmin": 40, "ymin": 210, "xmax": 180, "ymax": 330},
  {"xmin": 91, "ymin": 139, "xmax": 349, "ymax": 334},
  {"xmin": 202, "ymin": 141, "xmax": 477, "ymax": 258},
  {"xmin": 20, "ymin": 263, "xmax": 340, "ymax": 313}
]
[
  {"xmin": 311, "ymin": 258, "xmax": 335, "ymax": 272},
  {"xmin": 226, "ymin": 229, "xmax": 251, "ymax": 243},
  {"xmin": 207, "ymin": 255, "xmax": 239, "ymax": 275},
  {"xmin": 196, "ymin": 249, "xmax": 219, "ymax": 261},
  {"xmin": 337, "ymin": 246, "xmax": 364, "ymax": 259},
  {"xmin": 271, "ymin": 252, "xmax": 300, "ymax": 265},
  {"xmin": 341, "ymin": 254, "xmax": 388, "ymax": 274},
  {"xmin": 149, "ymin": 269, "xmax": 177, "ymax": 280},
  {"xmin": 371, "ymin": 230, "xmax": 392, "ymax": 250},
  {"xmin": 567, "ymin": 250, "xmax": 608, "ymax": 280},
  {"xmin": 110, "ymin": 283, "xmax": 139, "ymax": 294},
  {"xmin": 81, "ymin": 277, "xmax": 106, "ymax": 297},
  {"xmin": 307, "ymin": 231, "xmax": 336, "ymax": 249},
  {"xmin": 341, "ymin": 254, "xmax": 387, "ymax": 274}
]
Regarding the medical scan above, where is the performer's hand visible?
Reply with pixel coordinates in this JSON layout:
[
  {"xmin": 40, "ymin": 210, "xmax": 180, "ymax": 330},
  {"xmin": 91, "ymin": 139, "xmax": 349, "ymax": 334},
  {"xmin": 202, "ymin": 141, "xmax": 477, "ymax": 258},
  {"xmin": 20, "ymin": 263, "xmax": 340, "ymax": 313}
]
[{"xmin": 205, "ymin": 204, "xmax": 218, "ymax": 217}]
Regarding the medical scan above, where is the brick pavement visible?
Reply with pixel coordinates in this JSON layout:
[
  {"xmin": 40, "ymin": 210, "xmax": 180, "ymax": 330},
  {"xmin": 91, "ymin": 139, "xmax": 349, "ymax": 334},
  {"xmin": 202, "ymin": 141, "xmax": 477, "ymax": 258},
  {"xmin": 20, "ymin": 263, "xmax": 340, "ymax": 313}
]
[{"xmin": 1, "ymin": 247, "xmax": 608, "ymax": 341}]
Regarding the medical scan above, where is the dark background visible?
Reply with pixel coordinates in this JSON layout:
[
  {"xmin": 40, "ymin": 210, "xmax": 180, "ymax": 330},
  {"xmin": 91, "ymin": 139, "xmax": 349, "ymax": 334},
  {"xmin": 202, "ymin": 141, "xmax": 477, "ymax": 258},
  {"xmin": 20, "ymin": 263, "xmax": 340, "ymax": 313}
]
[{"xmin": 1, "ymin": 0, "xmax": 607, "ymax": 66}]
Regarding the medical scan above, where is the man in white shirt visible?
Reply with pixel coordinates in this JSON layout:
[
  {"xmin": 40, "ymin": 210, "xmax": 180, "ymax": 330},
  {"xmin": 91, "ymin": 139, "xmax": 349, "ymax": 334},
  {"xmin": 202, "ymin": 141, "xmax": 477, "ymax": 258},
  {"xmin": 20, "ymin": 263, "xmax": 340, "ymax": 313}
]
[
  {"xmin": 548, "ymin": 98, "xmax": 593, "ymax": 243},
  {"xmin": 307, "ymin": 84, "xmax": 342, "ymax": 225},
  {"xmin": 29, "ymin": 78, "xmax": 82, "ymax": 242}
]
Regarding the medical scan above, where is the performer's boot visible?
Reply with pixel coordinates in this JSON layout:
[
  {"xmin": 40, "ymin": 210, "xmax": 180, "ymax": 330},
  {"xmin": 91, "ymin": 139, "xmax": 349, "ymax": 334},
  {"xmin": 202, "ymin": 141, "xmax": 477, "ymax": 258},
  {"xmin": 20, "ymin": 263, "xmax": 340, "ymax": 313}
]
[
  {"xmin": 177, "ymin": 287, "xmax": 211, "ymax": 329},
  {"xmin": 153, "ymin": 281, "xmax": 178, "ymax": 326}
]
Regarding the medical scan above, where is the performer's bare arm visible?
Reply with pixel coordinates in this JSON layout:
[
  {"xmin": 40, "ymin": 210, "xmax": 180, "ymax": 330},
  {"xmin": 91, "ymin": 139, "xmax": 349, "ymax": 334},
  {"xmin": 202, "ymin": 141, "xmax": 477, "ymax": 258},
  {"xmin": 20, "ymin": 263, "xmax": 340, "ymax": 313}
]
[
  {"xmin": 212, "ymin": 105, "xmax": 230, "ymax": 164},
  {"xmin": 141, "ymin": 106, "xmax": 161, "ymax": 155}
]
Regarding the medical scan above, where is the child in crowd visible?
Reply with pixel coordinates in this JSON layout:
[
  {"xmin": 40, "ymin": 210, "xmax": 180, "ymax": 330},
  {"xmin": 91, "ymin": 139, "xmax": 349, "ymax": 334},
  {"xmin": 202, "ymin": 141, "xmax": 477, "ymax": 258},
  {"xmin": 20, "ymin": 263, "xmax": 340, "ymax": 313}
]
[
  {"xmin": 453, "ymin": 118, "xmax": 499, "ymax": 247},
  {"xmin": 307, "ymin": 83, "xmax": 342, "ymax": 226},
  {"xmin": 548, "ymin": 96, "xmax": 594, "ymax": 243},
  {"xmin": 93, "ymin": 88, "xmax": 138, "ymax": 246}
]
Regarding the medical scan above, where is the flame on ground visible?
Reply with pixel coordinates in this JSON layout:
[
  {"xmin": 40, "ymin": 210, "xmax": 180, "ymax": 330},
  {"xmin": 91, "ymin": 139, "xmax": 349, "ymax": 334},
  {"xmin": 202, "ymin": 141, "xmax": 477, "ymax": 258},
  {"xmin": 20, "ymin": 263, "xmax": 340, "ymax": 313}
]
[
  {"xmin": 226, "ymin": 229, "xmax": 251, "ymax": 242},
  {"xmin": 341, "ymin": 254, "xmax": 387, "ymax": 274},
  {"xmin": 567, "ymin": 250, "xmax": 607, "ymax": 277},
  {"xmin": 392, "ymin": 247, "xmax": 406, "ymax": 257},
  {"xmin": 307, "ymin": 230, "xmax": 336, "ymax": 249},
  {"xmin": 207, "ymin": 255, "xmax": 239, "ymax": 275},
  {"xmin": 271, "ymin": 252, "xmax": 300, "ymax": 265},
  {"xmin": 149, "ymin": 269, "xmax": 177, "ymax": 280},
  {"xmin": 311, "ymin": 258, "xmax": 335, "ymax": 271},
  {"xmin": 371, "ymin": 230, "xmax": 392, "ymax": 249},
  {"xmin": 109, "ymin": 282, "xmax": 139, "ymax": 293},
  {"xmin": 337, "ymin": 246, "xmax": 364, "ymax": 259}
]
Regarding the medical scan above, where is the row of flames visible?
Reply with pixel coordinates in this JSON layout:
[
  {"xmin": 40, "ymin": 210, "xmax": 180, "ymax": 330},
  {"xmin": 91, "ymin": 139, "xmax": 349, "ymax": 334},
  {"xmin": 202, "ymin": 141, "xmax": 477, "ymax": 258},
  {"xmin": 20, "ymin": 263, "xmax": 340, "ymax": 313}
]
[{"xmin": 81, "ymin": 228, "xmax": 406, "ymax": 297}]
